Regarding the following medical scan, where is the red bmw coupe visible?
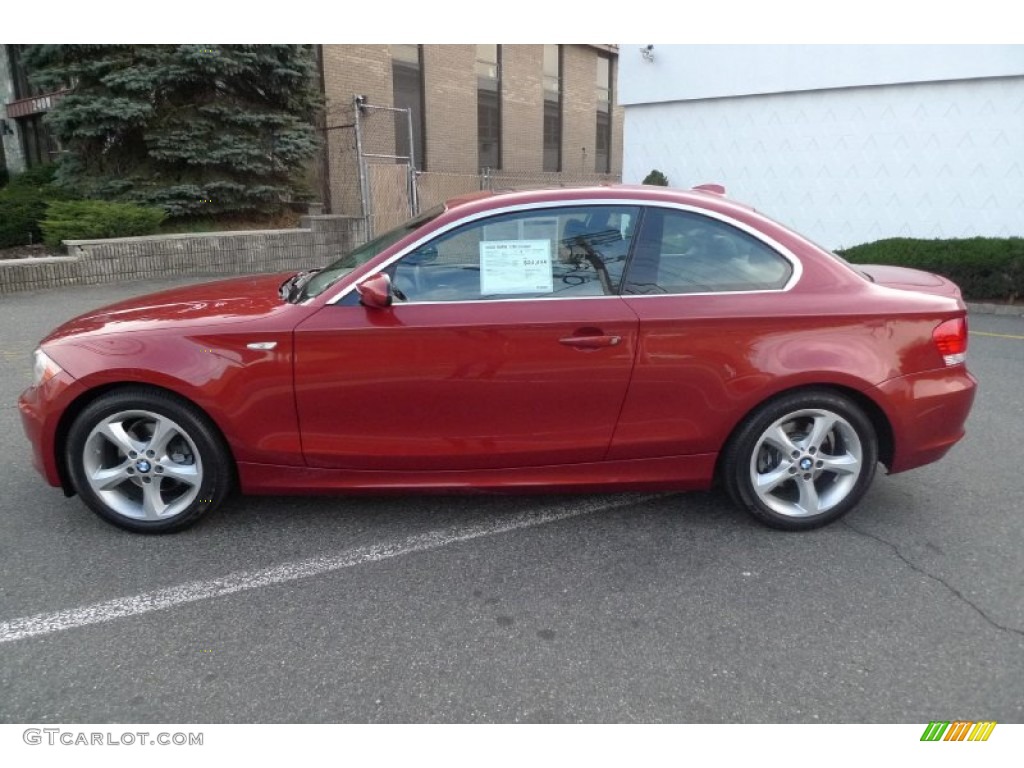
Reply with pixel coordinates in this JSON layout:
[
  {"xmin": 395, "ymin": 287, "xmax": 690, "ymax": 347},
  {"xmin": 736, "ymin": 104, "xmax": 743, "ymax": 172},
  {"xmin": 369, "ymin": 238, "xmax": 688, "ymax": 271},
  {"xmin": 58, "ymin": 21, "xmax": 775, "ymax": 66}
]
[{"xmin": 19, "ymin": 185, "xmax": 976, "ymax": 533}]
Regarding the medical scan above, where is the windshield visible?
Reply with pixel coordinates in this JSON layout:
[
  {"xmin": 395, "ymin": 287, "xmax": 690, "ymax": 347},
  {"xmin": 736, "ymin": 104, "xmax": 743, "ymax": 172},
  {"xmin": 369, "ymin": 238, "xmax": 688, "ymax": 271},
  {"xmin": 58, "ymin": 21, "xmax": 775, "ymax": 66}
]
[{"xmin": 297, "ymin": 205, "xmax": 445, "ymax": 300}]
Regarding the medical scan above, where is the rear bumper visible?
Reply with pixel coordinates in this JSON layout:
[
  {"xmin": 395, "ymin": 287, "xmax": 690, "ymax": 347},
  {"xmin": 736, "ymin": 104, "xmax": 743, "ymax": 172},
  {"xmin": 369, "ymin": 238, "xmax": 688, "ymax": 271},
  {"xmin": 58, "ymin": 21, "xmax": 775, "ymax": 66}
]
[
  {"xmin": 874, "ymin": 365, "xmax": 977, "ymax": 474},
  {"xmin": 18, "ymin": 371, "xmax": 82, "ymax": 489}
]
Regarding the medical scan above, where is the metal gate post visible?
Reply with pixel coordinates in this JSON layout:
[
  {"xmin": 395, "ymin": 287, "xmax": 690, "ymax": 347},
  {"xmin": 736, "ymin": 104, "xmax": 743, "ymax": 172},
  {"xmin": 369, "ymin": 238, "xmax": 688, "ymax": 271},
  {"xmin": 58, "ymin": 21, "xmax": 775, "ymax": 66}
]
[
  {"xmin": 406, "ymin": 108, "xmax": 419, "ymax": 217},
  {"xmin": 353, "ymin": 95, "xmax": 373, "ymax": 238}
]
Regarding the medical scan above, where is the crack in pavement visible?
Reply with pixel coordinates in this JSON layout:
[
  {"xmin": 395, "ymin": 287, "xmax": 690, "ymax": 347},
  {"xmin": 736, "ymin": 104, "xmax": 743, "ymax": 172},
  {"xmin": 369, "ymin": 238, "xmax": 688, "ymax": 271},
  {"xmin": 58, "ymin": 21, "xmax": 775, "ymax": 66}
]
[{"xmin": 842, "ymin": 520, "xmax": 1024, "ymax": 640}]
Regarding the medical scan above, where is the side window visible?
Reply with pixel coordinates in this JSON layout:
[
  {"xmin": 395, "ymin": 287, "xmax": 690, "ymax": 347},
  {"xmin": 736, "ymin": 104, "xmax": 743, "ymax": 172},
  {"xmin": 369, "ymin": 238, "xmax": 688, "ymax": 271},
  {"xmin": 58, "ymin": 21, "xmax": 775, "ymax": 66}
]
[
  {"xmin": 388, "ymin": 205, "xmax": 640, "ymax": 303},
  {"xmin": 623, "ymin": 208, "xmax": 793, "ymax": 295}
]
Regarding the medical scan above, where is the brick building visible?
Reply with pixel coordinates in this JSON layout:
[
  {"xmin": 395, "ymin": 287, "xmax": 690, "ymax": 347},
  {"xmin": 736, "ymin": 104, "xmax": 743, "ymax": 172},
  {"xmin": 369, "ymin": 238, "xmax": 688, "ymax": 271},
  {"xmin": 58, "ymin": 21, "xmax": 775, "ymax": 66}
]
[
  {"xmin": 317, "ymin": 44, "xmax": 624, "ymax": 232},
  {"xmin": 0, "ymin": 44, "xmax": 65, "ymax": 177}
]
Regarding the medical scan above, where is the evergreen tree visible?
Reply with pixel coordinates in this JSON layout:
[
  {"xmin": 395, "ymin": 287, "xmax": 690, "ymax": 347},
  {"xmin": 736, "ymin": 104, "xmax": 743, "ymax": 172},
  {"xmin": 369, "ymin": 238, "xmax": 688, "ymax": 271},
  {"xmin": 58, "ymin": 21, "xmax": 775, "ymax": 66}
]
[
  {"xmin": 642, "ymin": 169, "xmax": 669, "ymax": 186},
  {"xmin": 23, "ymin": 44, "xmax": 320, "ymax": 217}
]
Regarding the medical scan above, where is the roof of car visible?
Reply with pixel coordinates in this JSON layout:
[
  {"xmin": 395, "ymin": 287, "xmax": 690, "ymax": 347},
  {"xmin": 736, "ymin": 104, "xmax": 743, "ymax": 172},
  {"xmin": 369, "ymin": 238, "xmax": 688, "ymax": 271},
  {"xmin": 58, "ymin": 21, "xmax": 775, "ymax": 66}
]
[{"xmin": 442, "ymin": 183, "xmax": 756, "ymax": 219}]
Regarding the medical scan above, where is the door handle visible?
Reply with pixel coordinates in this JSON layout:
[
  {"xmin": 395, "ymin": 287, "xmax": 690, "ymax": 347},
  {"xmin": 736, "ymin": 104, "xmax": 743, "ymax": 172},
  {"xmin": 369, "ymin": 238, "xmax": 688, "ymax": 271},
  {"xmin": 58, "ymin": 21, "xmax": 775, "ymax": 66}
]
[{"xmin": 558, "ymin": 334, "xmax": 622, "ymax": 349}]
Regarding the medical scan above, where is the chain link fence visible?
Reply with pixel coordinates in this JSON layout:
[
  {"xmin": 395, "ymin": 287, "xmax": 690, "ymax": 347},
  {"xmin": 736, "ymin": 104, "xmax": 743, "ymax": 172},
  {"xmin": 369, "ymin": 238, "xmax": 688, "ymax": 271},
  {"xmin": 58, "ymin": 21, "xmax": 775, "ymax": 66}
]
[
  {"xmin": 415, "ymin": 172, "xmax": 483, "ymax": 212},
  {"xmin": 482, "ymin": 168, "xmax": 621, "ymax": 193},
  {"xmin": 312, "ymin": 99, "xmax": 622, "ymax": 242},
  {"xmin": 311, "ymin": 101, "xmax": 361, "ymax": 220}
]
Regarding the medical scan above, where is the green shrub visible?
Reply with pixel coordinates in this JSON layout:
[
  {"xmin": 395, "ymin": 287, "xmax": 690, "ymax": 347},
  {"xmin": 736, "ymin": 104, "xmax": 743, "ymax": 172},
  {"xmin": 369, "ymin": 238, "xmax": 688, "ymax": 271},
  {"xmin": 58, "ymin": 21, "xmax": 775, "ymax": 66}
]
[
  {"xmin": 41, "ymin": 200, "xmax": 167, "ymax": 249},
  {"xmin": 837, "ymin": 237, "xmax": 1024, "ymax": 302},
  {"xmin": 0, "ymin": 186, "xmax": 50, "ymax": 248},
  {"xmin": 642, "ymin": 169, "xmax": 669, "ymax": 186},
  {"xmin": 7, "ymin": 163, "xmax": 60, "ymax": 191},
  {"xmin": 0, "ymin": 164, "xmax": 69, "ymax": 248}
]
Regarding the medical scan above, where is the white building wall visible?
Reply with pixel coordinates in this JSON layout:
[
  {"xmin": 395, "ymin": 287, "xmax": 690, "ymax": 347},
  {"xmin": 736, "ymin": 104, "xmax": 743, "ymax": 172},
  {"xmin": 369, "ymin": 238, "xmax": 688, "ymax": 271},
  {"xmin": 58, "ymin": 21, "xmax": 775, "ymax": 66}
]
[
  {"xmin": 620, "ymin": 46, "xmax": 1024, "ymax": 248},
  {"xmin": 619, "ymin": 45, "xmax": 1024, "ymax": 105}
]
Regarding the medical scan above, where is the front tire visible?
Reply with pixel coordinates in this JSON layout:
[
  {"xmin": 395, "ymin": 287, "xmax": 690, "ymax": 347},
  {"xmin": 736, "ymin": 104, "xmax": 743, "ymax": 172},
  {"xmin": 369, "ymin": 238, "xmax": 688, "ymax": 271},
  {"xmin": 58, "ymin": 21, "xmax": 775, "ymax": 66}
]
[
  {"xmin": 722, "ymin": 390, "xmax": 878, "ymax": 530},
  {"xmin": 66, "ymin": 388, "xmax": 232, "ymax": 533}
]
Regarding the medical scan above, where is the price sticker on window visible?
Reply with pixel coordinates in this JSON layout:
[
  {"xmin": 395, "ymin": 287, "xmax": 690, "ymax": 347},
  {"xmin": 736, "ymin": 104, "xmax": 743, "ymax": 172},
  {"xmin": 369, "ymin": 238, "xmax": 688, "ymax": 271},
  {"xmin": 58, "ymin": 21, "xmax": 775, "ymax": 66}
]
[{"xmin": 479, "ymin": 240, "xmax": 553, "ymax": 295}]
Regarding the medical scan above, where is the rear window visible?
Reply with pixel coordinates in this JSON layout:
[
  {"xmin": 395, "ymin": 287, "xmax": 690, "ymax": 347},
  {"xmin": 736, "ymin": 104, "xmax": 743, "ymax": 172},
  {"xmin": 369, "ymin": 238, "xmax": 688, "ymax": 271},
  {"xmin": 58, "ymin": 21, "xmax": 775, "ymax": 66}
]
[{"xmin": 623, "ymin": 208, "xmax": 793, "ymax": 294}]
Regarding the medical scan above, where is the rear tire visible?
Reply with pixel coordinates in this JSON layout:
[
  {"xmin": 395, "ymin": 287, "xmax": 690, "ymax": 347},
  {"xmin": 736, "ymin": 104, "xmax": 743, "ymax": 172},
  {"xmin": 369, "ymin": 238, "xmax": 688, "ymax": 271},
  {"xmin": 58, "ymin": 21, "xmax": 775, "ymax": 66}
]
[
  {"xmin": 722, "ymin": 390, "xmax": 878, "ymax": 530},
  {"xmin": 66, "ymin": 388, "xmax": 232, "ymax": 533}
]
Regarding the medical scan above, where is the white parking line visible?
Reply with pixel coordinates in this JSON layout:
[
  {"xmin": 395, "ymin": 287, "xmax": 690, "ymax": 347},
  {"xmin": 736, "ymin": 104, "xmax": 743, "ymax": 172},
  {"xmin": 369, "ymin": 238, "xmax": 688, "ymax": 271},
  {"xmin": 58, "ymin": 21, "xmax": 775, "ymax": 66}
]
[{"xmin": 0, "ymin": 494, "xmax": 660, "ymax": 644}]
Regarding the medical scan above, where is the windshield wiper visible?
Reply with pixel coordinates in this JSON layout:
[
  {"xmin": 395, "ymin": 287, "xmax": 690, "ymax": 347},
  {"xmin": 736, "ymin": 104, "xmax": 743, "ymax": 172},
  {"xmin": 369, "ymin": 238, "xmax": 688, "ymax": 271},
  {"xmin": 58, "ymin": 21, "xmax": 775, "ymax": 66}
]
[
  {"xmin": 278, "ymin": 273, "xmax": 301, "ymax": 300},
  {"xmin": 279, "ymin": 269, "xmax": 321, "ymax": 303}
]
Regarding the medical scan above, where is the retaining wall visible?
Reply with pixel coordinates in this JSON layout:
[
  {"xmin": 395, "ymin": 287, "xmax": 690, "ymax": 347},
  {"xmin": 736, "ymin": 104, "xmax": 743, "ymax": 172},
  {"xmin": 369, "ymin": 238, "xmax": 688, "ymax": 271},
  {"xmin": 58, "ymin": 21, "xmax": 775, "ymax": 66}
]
[{"xmin": 0, "ymin": 215, "xmax": 366, "ymax": 295}]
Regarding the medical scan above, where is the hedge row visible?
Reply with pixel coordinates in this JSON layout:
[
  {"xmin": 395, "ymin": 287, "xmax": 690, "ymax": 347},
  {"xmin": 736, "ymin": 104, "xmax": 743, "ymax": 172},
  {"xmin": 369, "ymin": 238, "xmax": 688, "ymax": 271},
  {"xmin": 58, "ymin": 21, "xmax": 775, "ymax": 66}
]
[
  {"xmin": 837, "ymin": 238, "xmax": 1024, "ymax": 302},
  {"xmin": 0, "ymin": 167, "xmax": 166, "ymax": 249},
  {"xmin": 41, "ymin": 200, "xmax": 166, "ymax": 249}
]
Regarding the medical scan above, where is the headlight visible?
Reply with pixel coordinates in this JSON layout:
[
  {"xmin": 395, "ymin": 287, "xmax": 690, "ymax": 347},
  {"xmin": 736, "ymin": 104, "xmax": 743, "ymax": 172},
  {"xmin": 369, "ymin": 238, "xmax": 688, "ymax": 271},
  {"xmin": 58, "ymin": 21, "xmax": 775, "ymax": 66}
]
[{"xmin": 32, "ymin": 349, "xmax": 63, "ymax": 387}]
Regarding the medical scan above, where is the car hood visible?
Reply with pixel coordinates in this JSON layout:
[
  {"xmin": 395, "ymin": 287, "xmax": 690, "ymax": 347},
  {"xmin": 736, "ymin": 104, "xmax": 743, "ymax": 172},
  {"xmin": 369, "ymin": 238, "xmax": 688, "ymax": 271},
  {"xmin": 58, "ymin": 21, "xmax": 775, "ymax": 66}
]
[
  {"xmin": 42, "ymin": 272, "xmax": 298, "ymax": 344},
  {"xmin": 858, "ymin": 264, "xmax": 963, "ymax": 299}
]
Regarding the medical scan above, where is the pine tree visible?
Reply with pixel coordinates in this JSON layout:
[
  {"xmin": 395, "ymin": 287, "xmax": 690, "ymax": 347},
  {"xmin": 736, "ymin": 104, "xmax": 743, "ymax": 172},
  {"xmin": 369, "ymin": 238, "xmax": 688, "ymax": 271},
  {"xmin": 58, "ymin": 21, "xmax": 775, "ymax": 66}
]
[
  {"xmin": 23, "ymin": 44, "xmax": 321, "ymax": 217},
  {"xmin": 642, "ymin": 169, "xmax": 669, "ymax": 186}
]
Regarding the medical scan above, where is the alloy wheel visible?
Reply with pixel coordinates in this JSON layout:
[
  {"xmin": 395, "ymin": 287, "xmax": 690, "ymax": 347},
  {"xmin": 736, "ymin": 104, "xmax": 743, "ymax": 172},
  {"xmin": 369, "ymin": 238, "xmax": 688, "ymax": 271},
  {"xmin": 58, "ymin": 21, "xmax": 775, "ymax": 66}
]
[
  {"xmin": 748, "ymin": 408, "xmax": 863, "ymax": 518},
  {"xmin": 81, "ymin": 409, "xmax": 203, "ymax": 521}
]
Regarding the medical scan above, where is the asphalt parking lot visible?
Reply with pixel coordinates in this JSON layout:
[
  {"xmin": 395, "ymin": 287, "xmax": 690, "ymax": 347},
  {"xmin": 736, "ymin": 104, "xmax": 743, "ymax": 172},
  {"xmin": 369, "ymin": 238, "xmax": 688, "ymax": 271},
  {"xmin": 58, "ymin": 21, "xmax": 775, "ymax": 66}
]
[{"xmin": 0, "ymin": 278, "xmax": 1021, "ymax": 723}]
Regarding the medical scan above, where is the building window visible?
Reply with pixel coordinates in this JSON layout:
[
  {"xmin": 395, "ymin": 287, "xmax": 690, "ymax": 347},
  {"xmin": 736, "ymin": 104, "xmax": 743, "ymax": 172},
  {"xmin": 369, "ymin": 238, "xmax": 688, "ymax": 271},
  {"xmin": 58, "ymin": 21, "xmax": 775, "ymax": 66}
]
[
  {"xmin": 476, "ymin": 44, "xmax": 501, "ymax": 171},
  {"xmin": 595, "ymin": 54, "xmax": 612, "ymax": 174},
  {"xmin": 391, "ymin": 44, "xmax": 426, "ymax": 171},
  {"xmin": 543, "ymin": 45, "xmax": 562, "ymax": 173},
  {"xmin": 18, "ymin": 114, "xmax": 59, "ymax": 167}
]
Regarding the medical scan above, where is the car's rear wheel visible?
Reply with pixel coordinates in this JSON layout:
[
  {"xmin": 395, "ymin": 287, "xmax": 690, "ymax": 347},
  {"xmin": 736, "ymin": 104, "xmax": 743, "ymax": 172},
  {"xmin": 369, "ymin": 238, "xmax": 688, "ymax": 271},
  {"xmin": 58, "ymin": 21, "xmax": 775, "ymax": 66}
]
[
  {"xmin": 722, "ymin": 390, "xmax": 878, "ymax": 530},
  {"xmin": 66, "ymin": 388, "xmax": 231, "ymax": 533}
]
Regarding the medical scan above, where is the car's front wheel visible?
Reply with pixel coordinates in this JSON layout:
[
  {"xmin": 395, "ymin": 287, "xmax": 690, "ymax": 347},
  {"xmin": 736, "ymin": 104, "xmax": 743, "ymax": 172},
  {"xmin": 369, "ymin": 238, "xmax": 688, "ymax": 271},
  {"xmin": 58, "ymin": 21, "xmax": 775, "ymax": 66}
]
[
  {"xmin": 66, "ymin": 388, "xmax": 232, "ymax": 533},
  {"xmin": 722, "ymin": 390, "xmax": 878, "ymax": 530}
]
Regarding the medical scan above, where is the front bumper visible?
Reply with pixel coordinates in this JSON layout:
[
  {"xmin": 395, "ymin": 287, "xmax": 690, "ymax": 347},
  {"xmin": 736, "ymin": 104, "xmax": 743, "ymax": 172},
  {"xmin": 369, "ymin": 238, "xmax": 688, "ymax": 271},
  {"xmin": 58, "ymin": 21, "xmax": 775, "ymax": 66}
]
[
  {"xmin": 18, "ymin": 370, "xmax": 83, "ymax": 489},
  {"xmin": 874, "ymin": 365, "xmax": 977, "ymax": 474}
]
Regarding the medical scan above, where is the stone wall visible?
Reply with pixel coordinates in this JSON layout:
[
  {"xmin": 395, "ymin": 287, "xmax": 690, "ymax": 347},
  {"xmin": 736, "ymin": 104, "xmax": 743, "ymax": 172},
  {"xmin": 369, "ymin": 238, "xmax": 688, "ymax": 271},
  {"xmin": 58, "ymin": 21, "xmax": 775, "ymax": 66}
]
[{"xmin": 0, "ymin": 215, "xmax": 366, "ymax": 295}]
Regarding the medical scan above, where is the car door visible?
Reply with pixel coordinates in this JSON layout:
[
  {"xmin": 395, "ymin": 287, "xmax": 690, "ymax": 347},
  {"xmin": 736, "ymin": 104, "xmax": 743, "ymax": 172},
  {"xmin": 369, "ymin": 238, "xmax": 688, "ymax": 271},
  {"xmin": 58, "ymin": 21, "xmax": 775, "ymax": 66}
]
[
  {"xmin": 609, "ymin": 205, "xmax": 799, "ymax": 461},
  {"xmin": 294, "ymin": 204, "xmax": 642, "ymax": 471}
]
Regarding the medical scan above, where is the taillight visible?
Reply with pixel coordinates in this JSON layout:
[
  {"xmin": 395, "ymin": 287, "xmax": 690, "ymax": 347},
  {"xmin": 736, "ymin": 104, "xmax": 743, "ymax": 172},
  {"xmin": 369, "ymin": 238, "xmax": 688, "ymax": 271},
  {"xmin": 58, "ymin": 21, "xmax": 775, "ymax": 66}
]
[{"xmin": 933, "ymin": 317, "xmax": 967, "ymax": 366}]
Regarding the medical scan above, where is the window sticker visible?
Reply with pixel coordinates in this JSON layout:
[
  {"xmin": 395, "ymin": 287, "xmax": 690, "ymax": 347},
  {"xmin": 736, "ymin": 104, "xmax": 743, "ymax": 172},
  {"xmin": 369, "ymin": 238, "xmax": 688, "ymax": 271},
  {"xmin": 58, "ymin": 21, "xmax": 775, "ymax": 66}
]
[{"xmin": 479, "ymin": 240, "xmax": 554, "ymax": 295}]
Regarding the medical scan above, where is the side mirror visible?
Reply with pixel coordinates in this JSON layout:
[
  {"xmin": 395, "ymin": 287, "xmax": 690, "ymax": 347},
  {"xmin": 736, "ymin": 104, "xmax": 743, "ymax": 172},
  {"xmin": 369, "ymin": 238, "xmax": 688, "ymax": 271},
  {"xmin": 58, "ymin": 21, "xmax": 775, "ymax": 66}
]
[{"xmin": 355, "ymin": 272, "xmax": 393, "ymax": 308}]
